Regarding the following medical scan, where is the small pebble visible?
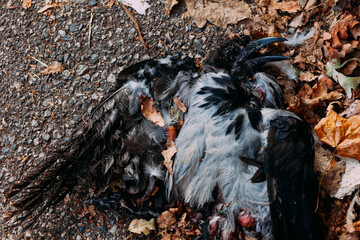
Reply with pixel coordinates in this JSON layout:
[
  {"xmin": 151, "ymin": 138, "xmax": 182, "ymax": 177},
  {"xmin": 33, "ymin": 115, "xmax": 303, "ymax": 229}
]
[
  {"xmin": 2, "ymin": 148, "xmax": 9, "ymax": 154},
  {"xmin": 58, "ymin": 30, "xmax": 66, "ymax": 37},
  {"xmin": 88, "ymin": 0, "xmax": 97, "ymax": 6}
]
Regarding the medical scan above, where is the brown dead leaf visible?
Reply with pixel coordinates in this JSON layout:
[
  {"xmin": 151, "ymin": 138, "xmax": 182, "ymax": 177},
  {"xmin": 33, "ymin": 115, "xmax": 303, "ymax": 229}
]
[
  {"xmin": 173, "ymin": 97, "xmax": 187, "ymax": 112},
  {"xmin": 299, "ymin": 71, "xmax": 317, "ymax": 82},
  {"xmin": 128, "ymin": 218, "xmax": 156, "ymax": 236},
  {"xmin": 293, "ymin": 23, "xmax": 324, "ymax": 67},
  {"xmin": 340, "ymin": 59, "xmax": 359, "ymax": 76},
  {"xmin": 314, "ymin": 145, "xmax": 346, "ymax": 196},
  {"xmin": 287, "ymin": 75, "xmax": 343, "ymax": 117},
  {"xmin": 315, "ymin": 109, "xmax": 360, "ymax": 160},
  {"xmin": 81, "ymin": 204, "xmax": 97, "ymax": 217},
  {"xmin": 164, "ymin": 0, "xmax": 178, "ymax": 15},
  {"xmin": 268, "ymin": 0, "xmax": 301, "ymax": 14},
  {"xmin": 325, "ymin": 14, "xmax": 360, "ymax": 59},
  {"xmin": 289, "ymin": 13, "xmax": 304, "ymax": 28},
  {"xmin": 184, "ymin": 0, "xmax": 252, "ymax": 28},
  {"xmin": 341, "ymin": 100, "xmax": 360, "ymax": 118},
  {"xmin": 161, "ymin": 140, "xmax": 177, "ymax": 176},
  {"xmin": 157, "ymin": 207, "xmax": 179, "ymax": 229},
  {"xmin": 39, "ymin": 61, "xmax": 64, "ymax": 75},
  {"xmin": 106, "ymin": 0, "xmax": 115, "ymax": 8},
  {"xmin": 38, "ymin": 2, "xmax": 59, "ymax": 13},
  {"xmin": 140, "ymin": 95, "xmax": 166, "ymax": 127},
  {"xmin": 23, "ymin": 0, "xmax": 31, "ymax": 9}
]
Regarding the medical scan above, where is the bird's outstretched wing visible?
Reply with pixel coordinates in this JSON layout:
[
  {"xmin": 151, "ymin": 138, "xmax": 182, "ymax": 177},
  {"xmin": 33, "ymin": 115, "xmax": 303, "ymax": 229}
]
[
  {"xmin": 4, "ymin": 53, "xmax": 196, "ymax": 231},
  {"xmin": 264, "ymin": 111, "xmax": 323, "ymax": 240}
]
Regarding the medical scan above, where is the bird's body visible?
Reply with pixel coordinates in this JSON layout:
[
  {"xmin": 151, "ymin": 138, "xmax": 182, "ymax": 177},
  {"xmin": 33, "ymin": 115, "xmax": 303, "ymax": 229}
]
[{"xmin": 5, "ymin": 36, "xmax": 322, "ymax": 239}]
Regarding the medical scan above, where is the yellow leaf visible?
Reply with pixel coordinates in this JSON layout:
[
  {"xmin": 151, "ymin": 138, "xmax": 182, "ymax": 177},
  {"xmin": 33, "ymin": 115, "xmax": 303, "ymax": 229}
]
[{"xmin": 315, "ymin": 109, "xmax": 360, "ymax": 160}]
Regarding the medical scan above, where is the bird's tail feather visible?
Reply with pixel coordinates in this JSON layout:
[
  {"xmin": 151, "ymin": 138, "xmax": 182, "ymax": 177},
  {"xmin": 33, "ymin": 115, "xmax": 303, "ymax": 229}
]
[{"xmin": 4, "ymin": 86, "xmax": 131, "ymax": 230}]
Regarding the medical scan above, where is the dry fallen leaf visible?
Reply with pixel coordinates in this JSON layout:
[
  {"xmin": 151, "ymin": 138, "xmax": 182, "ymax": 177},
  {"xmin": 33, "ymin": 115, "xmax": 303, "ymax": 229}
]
[
  {"xmin": 324, "ymin": 14, "xmax": 360, "ymax": 59},
  {"xmin": 38, "ymin": 2, "xmax": 59, "ymax": 13},
  {"xmin": 161, "ymin": 140, "xmax": 177, "ymax": 176},
  {"xmin": 128, "ymin": 218, "xmax": 156, "ymax": 236},
  {"xmin": 23, "ymin": 0, "xmax": 31, "ymax": 9},
  {"xmin": 157, "ymin": 207, "xmax": 179, "ymax": 229},
  {"xmin": 268, "ymin": 0, "xmax": 301, "ymax": 14},
  {"xmin": 39, "ymin": 61, "xmax": 64, "ymax": 75},
  {"xmin": 173, "ymin": 97, "xmax": 187, "ymax": 113},
  {"xmin": 184, "ymin": 0, "xmax": 252, "ymax": 28},
  {"xmin": 315, "ymin": 109, "xmax": 360, "ymax": 161},
  {"xmin": 299, "ymin": 71, "xmax": 317, "ymax": 82},
  {"xmin": 287, "ymin": 76, "xmax": 343, "ymax": 119},
  {"xmin": 314, "ymin": 145, "xmax": 346, "ymax": 196},
  {"xmin": 164, "ymin": 0, "xmax": 178, "ymax": 15},
  {"xmin": 287, "ymin": 75, "xmax": 343, "ymax": 116},
  {"xmin": 140, "ymin": 95, "xmax": 166, "ymax": 127}
]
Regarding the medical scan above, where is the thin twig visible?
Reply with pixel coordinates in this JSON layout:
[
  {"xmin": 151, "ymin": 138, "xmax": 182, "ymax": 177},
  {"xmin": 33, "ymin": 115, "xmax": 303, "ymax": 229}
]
[
  {"xmin": 29, "ymin": 56, "xmax": 49, "ymax": 68},
  {"xmin": 74, "ymin": 225, "xmax": 86, "ymax": 240},
  {"xmin": 95, "ymin": 209, "xmax": 122, "ymax": 228},
  {"xmin": 88, "ymin": 8, "xmax": 94, "ymax": 48},
  {"xmin": 120, "ymin": 2, "xmax": 147, "ymax": 49}
]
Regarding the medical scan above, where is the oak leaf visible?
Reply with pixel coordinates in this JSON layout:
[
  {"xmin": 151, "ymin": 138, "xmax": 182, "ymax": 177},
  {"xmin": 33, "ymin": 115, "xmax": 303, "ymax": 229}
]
[
  {"xmin": 140, "ymin": 95, "xmax": 166, "ymax": 127},
  {"xmin": 39, "ymin": 61, "xmax": 64, "ymax": 75},
  {"xmin": 315, "ymin": 109, "xmax": 360, "ymax": 161}
]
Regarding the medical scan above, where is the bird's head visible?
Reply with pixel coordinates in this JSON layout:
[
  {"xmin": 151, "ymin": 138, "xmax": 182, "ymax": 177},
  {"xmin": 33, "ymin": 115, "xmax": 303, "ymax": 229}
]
[{"xmin": 204, "ymin": 36, "xmax": 289, "ymax": 77}]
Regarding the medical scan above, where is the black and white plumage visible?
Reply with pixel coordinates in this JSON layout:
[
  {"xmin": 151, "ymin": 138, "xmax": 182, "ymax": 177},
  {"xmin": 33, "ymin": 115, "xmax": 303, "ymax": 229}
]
[{"xmin": 5, "ymin": 36, "xmax": 322, "ymax": 239}]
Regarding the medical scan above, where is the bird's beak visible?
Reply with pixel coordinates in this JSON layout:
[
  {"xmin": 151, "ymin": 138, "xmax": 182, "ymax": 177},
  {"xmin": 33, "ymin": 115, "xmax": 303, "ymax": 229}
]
[
  {"xmin": 253, "ymin": 37, "xmax": 288, "ymax": 48},
  {"xmin": 245, "ymin": 37, "xmax": 288, "ymax": 57},
  {"xmin": 247, "ymin": 56, "xmax": 290, "ymax": 68}
]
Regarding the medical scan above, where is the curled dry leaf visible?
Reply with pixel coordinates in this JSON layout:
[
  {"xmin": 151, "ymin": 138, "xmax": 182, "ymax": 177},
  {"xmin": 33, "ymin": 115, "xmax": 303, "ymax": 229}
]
[
  {"xmin": 299, "ymin": 71, "xmax": 317, "ymax": 82},
  {"xmin": 314, "ymin": 109, "xmax": 360, "ymax": 161},
  {"xmin": 164, "ymin": 0, "xmax": 178, "ymax": 15},
  {"xmin": 324, "ymin": 14, "xmax": 360, "ymax": 59},
  {"xmin": 293, "ymin": 23, "xmax": 324, "ymax": 67},
  {"xmin": 140, "ymin": 95, "xmax": 166, "ymax": 127},
  {"xmin": 128, "ymin": 218, "xmax": 156, "ymax": 235},
  {"xmin": 184, "ymin": 0, "xmax": 251, "ymax": 28},
  {"xmin": 39, "ymin": 61, "xmax": 64, "ymax": 75},
  {"xmin": 287, "ymin": 75, "xmax": 343, "ymax": 115},
  {"xmin": 23, "ymin": 0, "xmax": 31, "ymax": 9},
  {"xmin": 161, "ymin": 140, "xmax": 177, "ymax": 176},
  {"xmin": 341, "ymin": 100, "xmax": 360, "ymax": 118},
  {"xmin": 268, "ymin": 0, "xmax": 301, "ymax": 14},
  {"xmin": 173, "ymin": 97, "xmax": 187, "ymax": 112},
  {"xmin": 326, "ymin": 58, "xmax": 360, "ymax": 98},
  {"xmin": 157, "ymin": 207, "xmax": 179, "ymax": 229},
  {"xmin": 38, "ymin": 2, "xmax": 59, "ymax": 13},
  {"xmin": 314, "ymin": 145, "xmax": 346, "ymax": 196}
]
